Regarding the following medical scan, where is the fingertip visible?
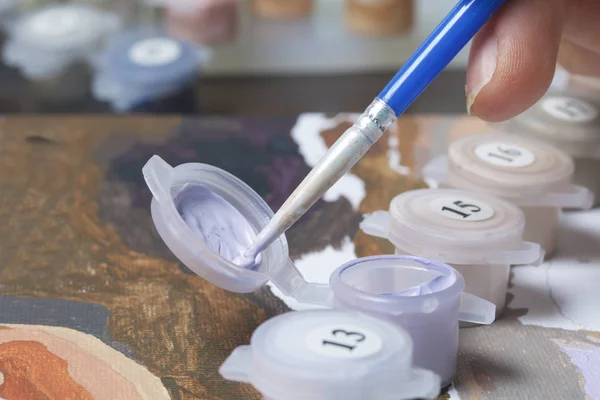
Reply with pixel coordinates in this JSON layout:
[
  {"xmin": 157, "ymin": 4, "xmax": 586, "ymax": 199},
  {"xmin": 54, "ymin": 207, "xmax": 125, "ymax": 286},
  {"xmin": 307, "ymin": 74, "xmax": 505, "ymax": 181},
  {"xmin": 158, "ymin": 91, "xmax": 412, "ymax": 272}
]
[{"xmin": 466, "ymin": 0, "xmax": 566, "ymax": 122}]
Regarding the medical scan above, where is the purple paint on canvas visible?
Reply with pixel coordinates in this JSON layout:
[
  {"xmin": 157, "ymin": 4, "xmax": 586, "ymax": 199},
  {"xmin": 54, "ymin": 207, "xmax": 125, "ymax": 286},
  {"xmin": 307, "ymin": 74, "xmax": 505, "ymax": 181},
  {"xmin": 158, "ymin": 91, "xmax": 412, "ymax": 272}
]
[{"xmin": 559, "ymin": 346, "xmax": 600, "ymax": 399}]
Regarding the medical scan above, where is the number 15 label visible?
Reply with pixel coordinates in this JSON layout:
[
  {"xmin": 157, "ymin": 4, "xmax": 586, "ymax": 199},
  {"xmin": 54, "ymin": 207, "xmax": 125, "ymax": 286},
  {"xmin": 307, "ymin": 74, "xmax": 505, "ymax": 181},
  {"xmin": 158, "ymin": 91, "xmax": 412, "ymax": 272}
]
[
  {"xmin": 430, "ymin": 197, "xmax": 495, "ymax": 222},
  {"xmin": 305, "ymin": 324, "xmax": 383, "ymax": 359}
]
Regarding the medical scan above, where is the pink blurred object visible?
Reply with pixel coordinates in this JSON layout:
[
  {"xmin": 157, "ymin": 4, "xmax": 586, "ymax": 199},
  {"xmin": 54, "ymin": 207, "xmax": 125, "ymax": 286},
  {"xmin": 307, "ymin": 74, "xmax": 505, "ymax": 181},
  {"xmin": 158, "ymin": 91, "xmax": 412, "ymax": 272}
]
[{"xmin": 165, "ymin": 0, "xmax": 238, "ymax": 46}]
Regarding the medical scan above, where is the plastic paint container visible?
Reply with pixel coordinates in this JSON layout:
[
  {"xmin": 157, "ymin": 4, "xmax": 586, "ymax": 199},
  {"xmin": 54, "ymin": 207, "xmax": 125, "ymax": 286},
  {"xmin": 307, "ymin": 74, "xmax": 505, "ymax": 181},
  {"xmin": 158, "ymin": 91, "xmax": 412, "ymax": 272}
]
[
  {"xmin": 423, "ymin": 133, "xmax": 594, "ymax": 258},
  {"xmin": 360, "ymin": 188, "xmax": 541, "ymax": 315},
  {"xmin": 164, "ymin": 0, "xmax": 238, "ymax": 46},
  {"xmin": 344, "ymin": 0, "xmax": 413, "ymax": 37},
  {"xmin": 550, "ymin": 65, "xmax": 600, "ymax": 100},
  {"xmin": 220, "ymin": 309, "xmax": 441, "ymax": 400},
  {"xmin": 251, "ymin": 0, "xmax": 313, "ymax": 20},
  {"xmin": 143, "ymin": 155, "xmax": 496, "ymax": 386},
  {"xmin": 92, "ymin": 28, "xmax": 211, "ymax": 112},
  {"xmin": 498, "ymin": 92, "xmax": 600, "ymax": 208},
  {"xmin": 2, "ymin": 4, "xmax": 121, "ymax": 79}
]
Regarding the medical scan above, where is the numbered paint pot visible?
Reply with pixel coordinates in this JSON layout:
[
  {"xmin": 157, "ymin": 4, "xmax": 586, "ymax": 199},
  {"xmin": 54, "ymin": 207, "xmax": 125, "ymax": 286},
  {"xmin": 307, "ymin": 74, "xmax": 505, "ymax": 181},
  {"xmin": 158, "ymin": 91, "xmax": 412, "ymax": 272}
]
[
  {"xmin": 164, "ymin": 0, "xmax": 238, "ymax": 46},
  {"xmin": 499, "ymin": 92, "xmax": 600, "ymax": 207},
  {"xmin": 92, "ymin": 28, "xmax": 211, "ymax": 112},
  {"xmin": 220, "ymin": 310, "xmax": 441, "ymax": 400},
  {"xmin": 329, "ymin": 255, "xmax": 494, "ymax": 386},
  {"xmin": 251, "ymin": 0, "xmax": 313, "ymax": 19},
  {"xmin": 344, "ymin": 0, "xmax": 413, "ymax": 37},
  {"xmin": 143, "ymin": 155, "xmax": 496, "ymax": 387},
  {"xmin": 360, "ymin": 188, "xmax": 542, "ymax": 315},
  {"xmin": 423, "ymin": 133, "xmax": 594, "ymax": 257},
  {"xmin": 550, "ymin": 65, "xmax": 600, "ymax": 100},
  {"xmin": 2, "ymin": 4, "xmax": 121, "ymax": 79}
]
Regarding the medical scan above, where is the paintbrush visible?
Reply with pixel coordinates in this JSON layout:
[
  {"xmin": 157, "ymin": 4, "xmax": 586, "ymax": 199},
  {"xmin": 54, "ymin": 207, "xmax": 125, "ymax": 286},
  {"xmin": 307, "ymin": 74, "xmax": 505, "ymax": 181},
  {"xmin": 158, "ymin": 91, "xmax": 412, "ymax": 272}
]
[{"xmin": 237, "ymin": 0, "xmax": 506, "ymax": 268}]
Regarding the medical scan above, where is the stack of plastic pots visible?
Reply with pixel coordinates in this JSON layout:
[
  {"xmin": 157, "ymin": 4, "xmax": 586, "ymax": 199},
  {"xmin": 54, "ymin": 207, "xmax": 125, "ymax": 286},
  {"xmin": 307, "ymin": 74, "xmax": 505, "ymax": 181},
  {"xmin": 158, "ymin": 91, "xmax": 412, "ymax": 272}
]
[
  {"xmin": 498, "ymin": 88, "xmax": 600, "ymax": 208},
  {"xmin": 423, "ymin": 133, "xmax": 594, "ymax": 258},
  {"xmin": 360, "ymin": 188, "xmax": 542, "ymax": 316},
  {"xmin": 142, "ymin": 155, "xmax": 496, "ymax": 387}
]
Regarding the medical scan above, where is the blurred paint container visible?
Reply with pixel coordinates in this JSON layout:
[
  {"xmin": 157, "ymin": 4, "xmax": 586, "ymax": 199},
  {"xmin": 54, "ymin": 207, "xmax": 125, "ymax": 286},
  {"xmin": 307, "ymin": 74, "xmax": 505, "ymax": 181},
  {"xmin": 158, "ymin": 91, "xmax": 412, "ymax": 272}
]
[
  {"xmin": 2, "ymin": 3, "xmax": 121, "ymax": 79},
  {"xmin": 344, "ymin": 0, "xmax": 413, "ymax": 37},
  {"xmin": 165, "ymin": 0, "xmax": 238, "ymax": 46},
  {"xmin": 92, "ymin": 27, "xmax": 212, "ymax": 112},
  {"xmin": 72, "ymin": 0, "xmax": 139, "ymax": 24},
  {"xmin": 500, "ymin": 68, "xmax": 600, "ymax": 207},
  {"xmin": 252, "ymin": 0, "xmax": 313, "ymax": 20}
]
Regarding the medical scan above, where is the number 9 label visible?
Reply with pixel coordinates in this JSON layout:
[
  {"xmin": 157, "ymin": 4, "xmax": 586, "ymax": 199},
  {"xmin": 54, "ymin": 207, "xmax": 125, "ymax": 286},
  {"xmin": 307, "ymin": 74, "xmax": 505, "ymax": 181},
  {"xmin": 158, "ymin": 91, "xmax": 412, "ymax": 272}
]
[
  {"xmin": 474, "ymin": 142, "xmax": 536, "ymax": 168},
  {"xmin": 430, "ymin": 196, "xmax": 495, "ymax": 222},
  {"xmin": 304, "ymin": 324, "xmax": 383, "ymax": 359}
]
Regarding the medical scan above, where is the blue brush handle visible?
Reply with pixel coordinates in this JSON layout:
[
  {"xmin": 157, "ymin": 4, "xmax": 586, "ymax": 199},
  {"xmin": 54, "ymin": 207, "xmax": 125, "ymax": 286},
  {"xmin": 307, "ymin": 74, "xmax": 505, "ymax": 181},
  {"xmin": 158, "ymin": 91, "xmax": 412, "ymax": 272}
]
[{"xmin": 377, "ymin": 0, "xmax": 505, "ymax": 116}]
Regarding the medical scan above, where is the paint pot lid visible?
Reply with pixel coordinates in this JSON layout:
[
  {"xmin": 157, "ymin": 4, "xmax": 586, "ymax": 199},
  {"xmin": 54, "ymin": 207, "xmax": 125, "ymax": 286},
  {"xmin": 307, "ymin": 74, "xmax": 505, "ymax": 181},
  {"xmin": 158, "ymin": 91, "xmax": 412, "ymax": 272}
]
[
  {"xmin": 329, "ymin": 255, "xmax": 496, "ymax": 324},
  {"xmin": 219, "ymin": 310, "xmax": 441, "ymax": 400},
  {"xmin": 2, "ymin": 4, "xmax": 120, "ymax": 78},
  {"xmin": 360, "ymin": 189, "xmax": 541, "ymax": 265},
  {"xmin": 446, "ymin": 132, "xmax": 577, "ymax": 197},
  {"xmin": 8, "ymin": 4, "xmax": 119, "ymax": 51},
  {"xmin": 499, "ymin": 93, "xmax": 600, "ymax": 159},
  {"xmin": 142, "ymin": 155, "xmax": 333, "ymax": 305},
  {"xmin": 98, "ymin": 27, "xmax": 211, "ymax": 87}
]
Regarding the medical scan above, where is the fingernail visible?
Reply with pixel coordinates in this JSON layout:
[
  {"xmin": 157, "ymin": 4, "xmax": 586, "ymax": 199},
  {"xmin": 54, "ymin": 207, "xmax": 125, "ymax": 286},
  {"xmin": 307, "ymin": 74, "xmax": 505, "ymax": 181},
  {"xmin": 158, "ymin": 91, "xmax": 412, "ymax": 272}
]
[{"xmin": 466, "ymin": 34, "xmax": 498, "ymax": 115}]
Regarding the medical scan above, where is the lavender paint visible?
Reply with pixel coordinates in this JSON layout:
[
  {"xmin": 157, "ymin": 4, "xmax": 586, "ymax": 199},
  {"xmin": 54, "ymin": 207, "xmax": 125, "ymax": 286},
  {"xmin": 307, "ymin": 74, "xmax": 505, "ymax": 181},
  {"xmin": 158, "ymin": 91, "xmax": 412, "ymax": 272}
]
[
  {"xmin": 558, "ymin": 345, "xmax": 600, "ymax": 399},
  {"xmin": 175, "ymin": 183, "xmax": 261, "ymax": 268}
]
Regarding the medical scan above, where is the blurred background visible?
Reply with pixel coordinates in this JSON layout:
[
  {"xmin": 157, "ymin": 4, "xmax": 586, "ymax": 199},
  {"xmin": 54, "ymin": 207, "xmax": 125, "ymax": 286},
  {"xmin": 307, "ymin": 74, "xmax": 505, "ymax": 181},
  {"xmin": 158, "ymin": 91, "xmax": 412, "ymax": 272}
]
[{"xmin": 0, "ymin": 0, "xmax": 469, "ymax": 114}]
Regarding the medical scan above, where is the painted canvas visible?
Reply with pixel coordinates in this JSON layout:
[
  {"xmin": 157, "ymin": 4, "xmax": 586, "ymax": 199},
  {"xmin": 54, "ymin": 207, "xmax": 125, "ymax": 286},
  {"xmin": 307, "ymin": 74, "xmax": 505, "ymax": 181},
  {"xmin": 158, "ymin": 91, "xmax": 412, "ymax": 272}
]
[{"xmin": 0, "ymin": 114, "xmax": 598, "ymax": 399}]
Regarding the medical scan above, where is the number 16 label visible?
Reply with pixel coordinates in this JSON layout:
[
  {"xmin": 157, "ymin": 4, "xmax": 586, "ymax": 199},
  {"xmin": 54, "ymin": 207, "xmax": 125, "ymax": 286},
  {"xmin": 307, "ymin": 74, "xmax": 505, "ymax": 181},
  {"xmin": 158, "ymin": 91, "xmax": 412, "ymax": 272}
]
[
  {"xmin": 305, "ymin": 324, "xmax": 383, "ymax": 359},
  {"xmin": 474, "ymin": 142, "xmax": 536, "ymax": 168},
  {"xmin": 430, "ymin": 197, "xmax": 495, "ymax": 222}
]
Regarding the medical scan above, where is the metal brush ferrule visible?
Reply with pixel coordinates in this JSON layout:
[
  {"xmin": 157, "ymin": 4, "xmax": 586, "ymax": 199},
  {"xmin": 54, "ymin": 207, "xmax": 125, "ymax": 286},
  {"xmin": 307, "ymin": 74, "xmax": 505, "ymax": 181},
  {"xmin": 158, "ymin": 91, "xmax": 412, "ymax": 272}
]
[{"xmin": 354, "ymin": 98, "xmax": 397, "ymax": 143}]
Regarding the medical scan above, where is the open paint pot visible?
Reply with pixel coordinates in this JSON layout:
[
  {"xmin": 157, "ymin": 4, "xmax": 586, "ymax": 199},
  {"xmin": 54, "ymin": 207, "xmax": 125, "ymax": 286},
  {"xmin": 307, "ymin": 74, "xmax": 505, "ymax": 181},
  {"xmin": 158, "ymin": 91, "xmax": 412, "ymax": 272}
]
[
  {"xmin": 360, "ymin": 188, "xmax": 542, "ymax": 316},
  {"xmin": 2, "ymin": 3, "xmax": 121, "ymax": 79},
  {"xmin": 498, "ymin": 92, "xmax": 600, "ymax": 208},
  {"xmin": 92, "ymin": 28, "xmax": 211, "ymax": 112},
  {"xmin": 220, "ymin": 309, "xmax": 441, "ymax": 400},
  {"xmin": 423, "ymin": 133, "xmax": 594, "ymax": 258},
  {"xmin": 143, "ymin": 155, "xmax": 496, "ymax": 386}
]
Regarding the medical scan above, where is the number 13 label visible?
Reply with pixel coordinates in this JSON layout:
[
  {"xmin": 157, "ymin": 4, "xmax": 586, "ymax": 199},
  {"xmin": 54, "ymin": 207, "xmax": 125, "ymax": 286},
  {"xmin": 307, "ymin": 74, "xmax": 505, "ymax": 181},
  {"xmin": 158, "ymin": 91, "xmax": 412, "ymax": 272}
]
[
  {"xmin": 474, "ymin": 142, "xmax": 536, "ymax": 168},
  {"xmin": 305, "ymin": 324, "xmax": 383, "ymax": 359},
  {"xmin": 430, "ymin": 196, "xmax": 495, "ymax": 222}
]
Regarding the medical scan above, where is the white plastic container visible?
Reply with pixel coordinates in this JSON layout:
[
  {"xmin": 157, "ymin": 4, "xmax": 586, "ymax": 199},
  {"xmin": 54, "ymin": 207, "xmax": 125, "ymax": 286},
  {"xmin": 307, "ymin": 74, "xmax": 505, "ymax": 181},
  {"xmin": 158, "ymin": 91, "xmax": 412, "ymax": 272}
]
[
  {"xmin": 499, "ymin": 91, "xmax": 600, "ymax": 207},
  {"xmin": 92, "ymin": 28, "xmax": 211, "ymax": 112},
  {"xmin": 2, "ymin": 4, "xmax": 121, "ymax": 79},
  {"xmin": 360, "ymin": 188, "xmax": 542, "ymax": 315},
  {"xmin": 142, "ymin": 155, "xmax": 496, "ymax": 386},
  {"xmin": 423, "ymin": 133, "xmax": 594, "ymax": 258},
  {"xmin": 220, "ymin": 309, "xmax": 441, "ymax": 400}
]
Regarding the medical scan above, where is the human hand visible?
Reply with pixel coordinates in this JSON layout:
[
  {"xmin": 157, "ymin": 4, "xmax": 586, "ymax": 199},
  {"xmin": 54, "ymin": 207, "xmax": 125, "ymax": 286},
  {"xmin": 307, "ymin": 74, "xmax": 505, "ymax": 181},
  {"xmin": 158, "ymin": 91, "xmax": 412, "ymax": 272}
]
[{"xmin": 466, "ymin": 0, "xmax": 600, "ymax": 121}]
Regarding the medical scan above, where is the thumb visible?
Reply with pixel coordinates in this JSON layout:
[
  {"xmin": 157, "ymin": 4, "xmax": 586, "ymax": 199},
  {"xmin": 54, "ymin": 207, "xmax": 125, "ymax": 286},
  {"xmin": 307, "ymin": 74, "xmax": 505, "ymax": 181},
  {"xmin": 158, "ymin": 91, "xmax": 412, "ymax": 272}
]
[{"xmin": 466, "ymin": 0, "xmax": 567, "ymax": 122}]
